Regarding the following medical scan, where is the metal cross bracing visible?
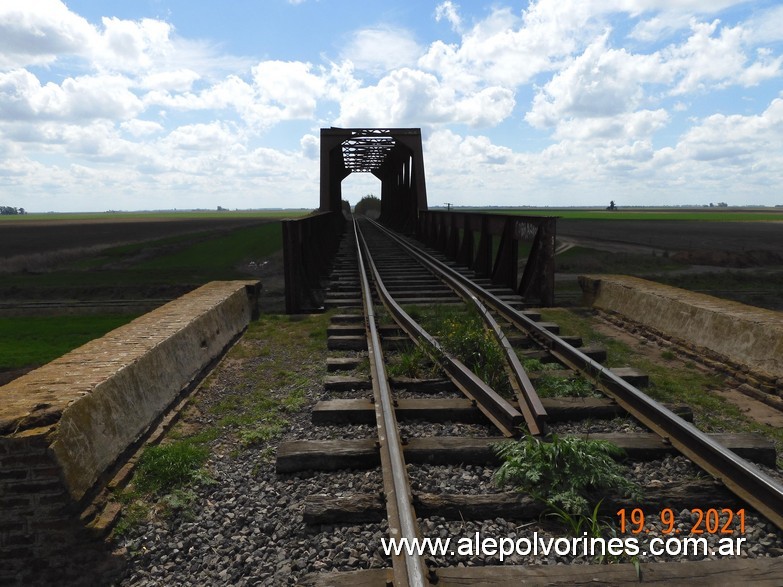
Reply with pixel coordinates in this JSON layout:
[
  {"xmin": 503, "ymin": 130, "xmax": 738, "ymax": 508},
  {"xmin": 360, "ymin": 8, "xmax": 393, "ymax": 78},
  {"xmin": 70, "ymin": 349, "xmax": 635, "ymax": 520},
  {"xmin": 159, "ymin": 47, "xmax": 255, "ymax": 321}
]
[
  {"xmin": 340, "ymin": 133, "xmax": 396, "ymax": 172},
  {"xmin": 320, "ymin": 127, "xmax": 428, "ymax": 232}
]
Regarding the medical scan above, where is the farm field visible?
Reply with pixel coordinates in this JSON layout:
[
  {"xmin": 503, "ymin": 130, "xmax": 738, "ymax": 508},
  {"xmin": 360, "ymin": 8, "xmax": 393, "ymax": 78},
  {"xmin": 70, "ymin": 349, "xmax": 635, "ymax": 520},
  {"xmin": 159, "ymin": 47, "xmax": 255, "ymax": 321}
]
[
  {"xmin": 480, "ymin": 206, "xmax": 783, "ymax": 222},
  {"xmin": 528, "ymin": 210, "xmax": 783, "ymax": 311},
  {"xmin": 0, "ymin": 210, "xmax": 307, "ymax": 261},
  {"xmin": 2, "ymin": 207, "xmax": 781, "ymax": 382},
  {"xmin": 0, "ymin": 211, "xmax": 294, "ymax": 379}
]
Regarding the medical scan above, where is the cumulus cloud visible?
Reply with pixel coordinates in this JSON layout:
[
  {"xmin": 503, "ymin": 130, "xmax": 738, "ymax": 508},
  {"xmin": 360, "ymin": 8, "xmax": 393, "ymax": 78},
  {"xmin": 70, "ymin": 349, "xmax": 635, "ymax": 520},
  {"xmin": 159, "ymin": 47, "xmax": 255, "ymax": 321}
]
[
  {"xmin": 139, "ymin": 69, "xmax": 201, "ymax": 92},
  {"xmin": 2, "ymin": 0, "xmax": 783, "ymax": 211},
  {"xmin": 663, "ymin": 98, "xmax": 783, "ymax": 164},
  {"xmin": 300, "ymin": 134, "xmax": 319, "ymax": 160},
  {"xmin": 340, "ymin": 27, "xmax": 422, "ymax": 74},
  {"xmin": 120, "ymin": 119, "xmax": 164, "ymax": 137},
  {"xmin": 0, "ymin": 0, "xmax": 93, "ymax": 68},
  {"xmin": 335, "ymin": 68, "xmax": 514, "ymax": 129},
  {"xmin": 435, "ymin": 2, "xmax": 463, "ymax": 33},
  {"xmin": 0, "ymin": 70, "xmax": 143, "ymax": 122}
]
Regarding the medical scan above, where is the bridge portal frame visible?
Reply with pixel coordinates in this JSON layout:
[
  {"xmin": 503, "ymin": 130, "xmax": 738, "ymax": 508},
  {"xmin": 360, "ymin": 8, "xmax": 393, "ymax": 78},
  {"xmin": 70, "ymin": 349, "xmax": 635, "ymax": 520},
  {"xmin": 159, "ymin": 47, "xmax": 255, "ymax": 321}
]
[{"xmin": 320, "ymin": 127, "xmax": 428, "ymax": 232}]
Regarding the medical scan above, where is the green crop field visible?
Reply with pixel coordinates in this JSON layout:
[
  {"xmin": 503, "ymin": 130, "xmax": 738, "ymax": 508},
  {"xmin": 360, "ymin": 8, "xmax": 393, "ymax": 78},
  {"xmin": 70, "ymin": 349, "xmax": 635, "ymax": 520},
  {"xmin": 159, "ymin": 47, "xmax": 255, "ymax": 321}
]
[
  {"xmin": 1, "ymin": 218, "xmax": 288, "ymax": 375},
  {"xmin": 0, "ymin": 315, "xmax": 137, "ymax": 371},
  {"xmin": 3, "ymin": 221, "xmax": 284, "ymax": 289}
]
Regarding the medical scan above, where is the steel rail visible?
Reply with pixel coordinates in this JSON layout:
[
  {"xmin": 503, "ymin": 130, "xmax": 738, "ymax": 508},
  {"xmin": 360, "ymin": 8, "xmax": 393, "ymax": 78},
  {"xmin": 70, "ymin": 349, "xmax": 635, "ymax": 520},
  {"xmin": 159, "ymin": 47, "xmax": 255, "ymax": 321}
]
[
  {"xmin": 352, "ymin": 219, "xmax": 431, "ymax": 587},
  {"xmin": 356, "ymin": 220, "xmax": 523, "ymax": 437},
  {"xmin": 364, "ymin": 219, "xmax": 548, "ymax": 437},
  {"xmin": 366, "ymin": 219, "xmax": 783, "ymax": 532}
]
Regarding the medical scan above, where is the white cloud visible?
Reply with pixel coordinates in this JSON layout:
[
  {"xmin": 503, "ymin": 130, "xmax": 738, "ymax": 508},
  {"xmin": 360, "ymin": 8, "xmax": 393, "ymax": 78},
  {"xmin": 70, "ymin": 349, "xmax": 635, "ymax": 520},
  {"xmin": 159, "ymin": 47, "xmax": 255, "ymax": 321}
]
[
  {"xmin": 435, "ymin": 2, "xmax": 463, "ymax": 33},
  {"xmin": 252, "ymin": 61, "xmax": 325, "ymax": 118},
  {"xmin": 552, "ymin": 110, "xmax": 670, "ymax": 142},
  {"xmin": 161, "ymin": 122, "xmax": 240, "ymax": 152},
  {"xmin": 0, "ymin": 0, "xmax": 93, "ymax": 68},
  {"xmin": 650, "ymin": 18, "xmax": 782, "ymax": 96},
  {"xmin": 0, "ymin": 69, "xmax": 143, "ymax": 122},
  {"xmin": 662, "ymin": 97, "xmax": 783, "ymax": 165},
  {"xmin": 300, "ymin": 134, "xmax": 319, "ymax": 160},
  {"xmin": 335, "ymin": 68, "xmax": 514, "ymax": 129},
  {"xmin": 525, "ymin": 35, "xmax": 669, "ymax": 135},
  {"xmin": 139, "ymin": 69, "xmax": 201, "ymax": 91},
  {"xmin": 94, "ymin": 17, "xmax": 174, "ymax": 73},
  {"xmin": 341, "ymin": 26, "xmax": 422, "ymax": 74},
  {"xmin": 120, "ymin": 119, "xmax": 164, "ymax": 137},
  {"xmin": 2, "ymin": 0, "xmax": 782, "ymax": 211},
  {"xmin": 743, "ymin": 4, "xmax": 783, "ymax": 44}
]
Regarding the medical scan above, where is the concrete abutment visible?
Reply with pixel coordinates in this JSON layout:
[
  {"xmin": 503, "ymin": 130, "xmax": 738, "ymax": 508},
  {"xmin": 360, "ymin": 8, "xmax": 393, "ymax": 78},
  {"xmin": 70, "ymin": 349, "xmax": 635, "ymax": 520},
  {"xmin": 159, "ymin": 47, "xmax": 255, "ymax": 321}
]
[
  {"xmin": 0, "ymin": 280, "xmax": 260, "ymax": 585},
  {"xmin": 579, "ymin": 275, "xmax": 783, "ymax": 401}
]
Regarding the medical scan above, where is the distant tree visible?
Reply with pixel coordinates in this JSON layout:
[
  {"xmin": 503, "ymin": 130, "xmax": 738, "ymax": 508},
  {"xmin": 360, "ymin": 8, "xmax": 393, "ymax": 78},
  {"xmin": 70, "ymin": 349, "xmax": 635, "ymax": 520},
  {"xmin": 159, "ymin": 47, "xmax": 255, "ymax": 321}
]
[
  {"xmin": 717, "ymin": 202, "xmax": 728, "ymax": 207},
  {"xmin": 354, "ymin": 194, "xmax": 381, "ymax": 219},
  {"xmin": 607, "ymin": 200, "xmax": 617, "ymax": 211},
  {"xmin": 1, "ymin": 205, "xmax": 20, "ymax": 215}
]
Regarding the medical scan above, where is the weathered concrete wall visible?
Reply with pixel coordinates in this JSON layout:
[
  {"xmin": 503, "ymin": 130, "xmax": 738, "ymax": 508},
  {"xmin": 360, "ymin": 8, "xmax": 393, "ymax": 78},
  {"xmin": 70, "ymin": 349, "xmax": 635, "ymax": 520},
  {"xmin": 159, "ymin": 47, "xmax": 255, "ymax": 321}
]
[
  {"xmin": 579, "ymin": 275, "xmax": 783, "ymax": 383},
  {"xmin": 0, "ymin": 280, "xmax": 259, "ymax": 584}
]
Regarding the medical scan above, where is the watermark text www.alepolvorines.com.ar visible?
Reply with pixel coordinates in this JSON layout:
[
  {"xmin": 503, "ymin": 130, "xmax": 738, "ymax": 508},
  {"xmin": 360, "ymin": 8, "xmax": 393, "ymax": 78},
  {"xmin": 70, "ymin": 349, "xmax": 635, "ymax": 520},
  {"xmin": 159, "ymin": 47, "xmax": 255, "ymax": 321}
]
[{"xmin": 381, "ymin": 531, "xmax": 748, "ymax": 562}]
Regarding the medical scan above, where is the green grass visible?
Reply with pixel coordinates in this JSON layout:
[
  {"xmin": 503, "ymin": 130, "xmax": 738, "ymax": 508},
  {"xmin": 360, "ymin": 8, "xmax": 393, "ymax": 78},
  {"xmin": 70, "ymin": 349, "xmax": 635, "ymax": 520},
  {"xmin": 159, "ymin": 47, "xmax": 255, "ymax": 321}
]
[
  {"xmin": 133, "ymin": 439, "xmax": 211, "ymax": 494},
  {"xmin": 534, "ymin": 374, "xmax": 598, "ymax": 398},
  {"xmin": 494, "ymin": 434, "xmax": 639, "ymax": 515},
  {"xmin": 539, "ymin": 308, "xmax": 783, "ymax": 465},
  {"xmin": 131, "ymin": 222, "xmax": 282, "ymax": 274},
  {"xmin": 0, "ymin": 314, "xmax": 136, "ymax": 371},
  {"xmin": 197, "ymin": 312, "xmax": 331, "ymax": 448},
  {"xmin": 405, "ymin": 304, "xmax": 511, "ymax": 394},
  {"xmin": 114, "ymin": 312, "xmax": 331, "ymax": 538},
  {"xmin": 4, "ymin": 222, "xmax": 284, "ymax": 289}
]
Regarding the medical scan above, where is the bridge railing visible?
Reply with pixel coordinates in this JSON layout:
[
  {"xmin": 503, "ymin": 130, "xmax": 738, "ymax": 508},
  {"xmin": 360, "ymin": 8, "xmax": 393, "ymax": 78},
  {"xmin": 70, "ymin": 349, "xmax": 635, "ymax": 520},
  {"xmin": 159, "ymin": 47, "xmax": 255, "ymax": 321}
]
[
  {"xmin": 417, "ymin": 210, "xmax": 556, "ymax": 306},
  {"xmin": 283, "ymin": 211, "xmax": 345, "ymax": 313}
]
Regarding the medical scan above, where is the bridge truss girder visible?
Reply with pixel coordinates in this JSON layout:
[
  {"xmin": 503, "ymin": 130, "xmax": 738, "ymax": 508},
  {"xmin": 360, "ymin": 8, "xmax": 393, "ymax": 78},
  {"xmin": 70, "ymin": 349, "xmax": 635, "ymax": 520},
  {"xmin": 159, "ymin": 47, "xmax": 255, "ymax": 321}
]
[{"xmin": 320, "ymin": 128, "xmax": 428, "ymax": 232}]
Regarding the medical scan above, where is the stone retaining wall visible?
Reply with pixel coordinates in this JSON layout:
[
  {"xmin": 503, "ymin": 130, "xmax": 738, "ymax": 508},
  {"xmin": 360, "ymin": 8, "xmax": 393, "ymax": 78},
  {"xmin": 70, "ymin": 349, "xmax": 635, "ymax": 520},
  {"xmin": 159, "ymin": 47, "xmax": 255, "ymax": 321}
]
[
  {"xmin": 579, "ymin": 275, "xmax": 783, "ymax": 389},
  {"xmin": 0, "ymin": 280, "xmax": 260, "ymax": 585}
]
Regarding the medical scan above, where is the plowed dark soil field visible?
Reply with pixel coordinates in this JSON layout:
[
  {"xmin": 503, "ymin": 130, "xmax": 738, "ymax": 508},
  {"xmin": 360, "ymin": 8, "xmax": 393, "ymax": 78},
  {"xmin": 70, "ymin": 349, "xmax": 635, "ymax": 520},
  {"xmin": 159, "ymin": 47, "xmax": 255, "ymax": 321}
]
[
  {"xmin": 558, "ymin": 219, "xmax": 783, "ymax": 267},
  {"xmin": 0, "ymin": 216, "xmax": 270, "ymax": 259}
]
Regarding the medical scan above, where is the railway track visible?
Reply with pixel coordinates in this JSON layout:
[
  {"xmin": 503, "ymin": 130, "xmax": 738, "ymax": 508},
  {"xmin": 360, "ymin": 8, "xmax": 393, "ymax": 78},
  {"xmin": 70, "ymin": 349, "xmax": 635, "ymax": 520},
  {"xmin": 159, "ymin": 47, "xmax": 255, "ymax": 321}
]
[{"xmin": 280, "ymin": 217, "xmax": 783, "ymax": 585}]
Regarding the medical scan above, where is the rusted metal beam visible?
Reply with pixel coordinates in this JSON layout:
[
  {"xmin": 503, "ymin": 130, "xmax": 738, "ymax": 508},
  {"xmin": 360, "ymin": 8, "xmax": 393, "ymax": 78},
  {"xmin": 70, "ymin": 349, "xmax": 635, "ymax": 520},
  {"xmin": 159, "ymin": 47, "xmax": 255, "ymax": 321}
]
[
  {"xmin": 417, "ymin": 210, "xmax": 557, "ymax": 306},
  {"xmin": 283, "ymin": 211, "xmax": 344, "ymax": 313}
]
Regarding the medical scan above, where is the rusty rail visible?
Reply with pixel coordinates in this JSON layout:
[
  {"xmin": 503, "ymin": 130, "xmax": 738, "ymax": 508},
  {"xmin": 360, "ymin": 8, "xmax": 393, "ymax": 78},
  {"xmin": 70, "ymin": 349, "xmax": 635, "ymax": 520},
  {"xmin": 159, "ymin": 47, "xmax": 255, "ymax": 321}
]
[
  {"xmin": 417, "ymin": 210, "xmax": 556, "ymax": 306},
  {"xmin": 356, "ymin": 220, "xmax": 523, "ymax": 437},
  {"xmin": 353, "ymin": 218, "xmax": 431, "ymax": 587},
  {"xmin": 367, "ymin": 218, "xmax": 548, "ymax": 436},
  {"xmin": 428, "ymin": 249, "xmax": 783, "ymax": 533}
]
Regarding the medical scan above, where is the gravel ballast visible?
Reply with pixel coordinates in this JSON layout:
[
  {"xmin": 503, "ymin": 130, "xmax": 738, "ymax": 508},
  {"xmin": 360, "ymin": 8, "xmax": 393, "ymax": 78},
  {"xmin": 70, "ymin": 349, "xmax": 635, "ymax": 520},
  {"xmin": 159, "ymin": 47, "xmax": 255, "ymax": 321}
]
[{"xmin": 114, "ymin": 312, "xmax": 783, "ymax": 585}]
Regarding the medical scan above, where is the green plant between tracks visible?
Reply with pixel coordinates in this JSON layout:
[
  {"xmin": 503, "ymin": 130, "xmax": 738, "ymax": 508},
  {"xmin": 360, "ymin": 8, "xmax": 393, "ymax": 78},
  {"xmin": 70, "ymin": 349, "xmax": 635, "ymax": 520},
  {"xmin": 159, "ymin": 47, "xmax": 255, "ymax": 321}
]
[
  {"xmin": 494, "ymin": 434, "xmax": 640, "ymax": 564},
  {"xmin": 404, "ymin": 304, "xmax": 511, "ymax": 394},
  {"xmin": 534, "ymin": 374, "xmax": 599, "ymax": 398},
  {"xmin": 493, "ymin": 434, "xmax": 640, "ymax": 516}
]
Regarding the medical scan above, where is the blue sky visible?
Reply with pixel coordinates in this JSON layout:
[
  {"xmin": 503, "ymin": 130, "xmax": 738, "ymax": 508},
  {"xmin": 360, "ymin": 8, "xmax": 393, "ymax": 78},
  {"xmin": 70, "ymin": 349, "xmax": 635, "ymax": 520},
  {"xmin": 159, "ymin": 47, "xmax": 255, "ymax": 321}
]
[{"xmin": 1, "ymin": 0, "xmax": 782, "ymax": 212}]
